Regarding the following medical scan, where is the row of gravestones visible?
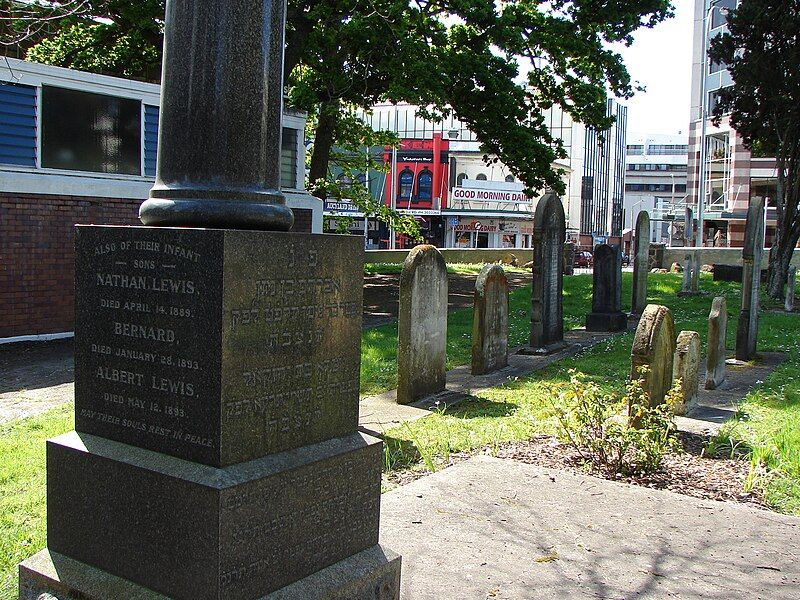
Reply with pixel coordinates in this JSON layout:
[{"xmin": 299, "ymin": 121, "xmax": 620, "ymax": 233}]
[
  {"xmin": 631, "ymin": 299, "xmax": 727, "ymax": 416},
  {"xmin": 396, "ymin": 195, "xmax": 653, "ymax": 404}
]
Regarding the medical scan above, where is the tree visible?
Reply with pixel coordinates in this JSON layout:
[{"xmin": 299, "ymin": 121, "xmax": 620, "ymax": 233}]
[
  {"xmin": 3, "ymin": 1, "xmax": 672, "ymax": 229},
  {"xmin": 709, "ymin": 0, "xmax": 800, "ymax": 298}
]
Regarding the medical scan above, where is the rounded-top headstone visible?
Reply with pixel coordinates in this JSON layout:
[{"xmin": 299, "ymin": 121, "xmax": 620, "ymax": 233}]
[
  {"xmin": 397, "ymin": 245, "xmax": 448, "ymax": 404},
  {"xmin": 472, "ymin": 264, "xmax": 509, "ymax": 376},
  {"xmin": 630, "ymin": 304, "xmax": 676, "ymax": 415},
  {"xmin": 529, "ymin": 192, "xmax": 566, "ymax": 352}
]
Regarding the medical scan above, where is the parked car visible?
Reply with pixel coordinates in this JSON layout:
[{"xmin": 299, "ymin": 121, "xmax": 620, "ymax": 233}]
[{"xmin": 574, "ymin": 251, "xmax": 593, "ymax": 268}]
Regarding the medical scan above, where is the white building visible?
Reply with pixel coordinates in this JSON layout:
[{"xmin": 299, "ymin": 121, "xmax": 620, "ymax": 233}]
[{"xmin": 624, "ymin": 134, "xmax": 689, "ymax": 243}]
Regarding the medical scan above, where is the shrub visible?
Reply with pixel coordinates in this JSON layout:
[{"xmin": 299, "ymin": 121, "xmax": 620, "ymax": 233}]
[{"xmin": 551, "ymin": 369, "xmax": 678, "ymax": 476}]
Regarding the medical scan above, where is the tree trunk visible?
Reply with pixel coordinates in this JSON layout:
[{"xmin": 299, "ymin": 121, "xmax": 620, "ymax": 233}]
[{"xmin": 308, "ymin": 99, "xmax": 340, "ymax": 199}]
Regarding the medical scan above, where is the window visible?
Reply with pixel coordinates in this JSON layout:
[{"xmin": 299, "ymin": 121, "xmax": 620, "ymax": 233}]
[
  {"xmin": 711, "ymin": 0, "xmax": 735, "ymax": 28},
  {"xmin": 41, "ymin": 86, "xmax": 141, "ymax": 174},
  {"xmin": 280, "ymin": 127, "xmax": 298, "ymax": 188},
  {"xmin": 626, "ymin": 145, "xmax": 644, "ymax": 155},
  {"xmin": 646, "ymin": 144, "xmax": 689, "ymax": 155},
  {"xmin": 456, "ymin": 173, "xmax": 468, "ymax": 186},
  {"xmin": 417, "ymin": 169, "xmax": 432, "ymax": 201},
  {"xmin": 476, "ymin": 173, "xmax": 487, "ymax": 181},
  {"xmin": 505, "ymin": 175, "xmax": 515, "ymax": 183},
  {"xmin": 398, "ymin": 169, "xmax": 414, "ymax": 200}
]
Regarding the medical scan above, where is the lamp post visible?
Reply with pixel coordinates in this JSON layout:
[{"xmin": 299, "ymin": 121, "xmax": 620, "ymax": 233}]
[{"xmin": 697, "ymin": 0, "xmax": 727, "ymax": 247}]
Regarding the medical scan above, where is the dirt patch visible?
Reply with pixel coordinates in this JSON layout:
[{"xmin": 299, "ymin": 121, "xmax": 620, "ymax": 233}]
[{"xmin": 384, "ymin": 433, "xmax": 768, "ymax": 511}]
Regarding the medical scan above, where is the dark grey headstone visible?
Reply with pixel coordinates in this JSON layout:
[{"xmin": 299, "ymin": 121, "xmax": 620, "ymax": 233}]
[
  {"xmin": 471, "ymin": 264, "xmax": 509, "ymax": 376},
  {"xmin": 74, "ymin": 226, "xmax": 362, "ymax": 467},
  {"xmin": 528, "ymin": 193, "xmax": 566, "ymax": 353},
  {"xmin": 397, "ymin": 245, "xmax": 448, "ymax": 404},
  {"xmin": 735, "ymin": 196, "xmax": 765, "ymax": 361},
  {"xmin": 684, "ymin": 207, "xmax": 694, "ymax": 247},
  {"xmin": 45, "ymin": 431, "xmax": 382, "ymax": 600},
  {"xmin": 631, "ymin": 211, "xmax": 650, "ymax": 316},
  {"xmin": 586, "ymin": 244, "xmax": 627, "ymax": 332}
]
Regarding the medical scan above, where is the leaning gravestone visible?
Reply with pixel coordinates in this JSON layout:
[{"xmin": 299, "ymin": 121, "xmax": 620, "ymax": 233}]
[
  {"xmin": 631, "ymin": 211, "xmax": 650, "ymax": 316},
  {"xmin": 786, "ymin": 266, "xmax": 797, "ymax": 312},
  {"xmin": 672, "ymin": 330, "xmax": 701, "ymax": 415},
  {"xmin": 18, "ymin": 1, "xmax": 401, "ymax": 598},
  {"xmin": 527, "ymin": 192, "xmax": 566, "ymax": 354},
  {"xmin": 735, "ymin": 196, "xmax": 766, "ymax": 361},
  {"xmin": 630, "ymin": 304, "xmax": 676, "ymax": 418},
  {"xmin": 705, "ymin": 296, "xmax": 728, "ymax": 389},
  {"xmin": 397, "ymin": 245, "xmax": 448, "ymax": 404},
  {"xmin": 471, "ymin": 264, "xmax": 509, "ymax": 376},
  {"xmin": 586, "ymin": 244, "xmax": 627, "ymax": 332}
]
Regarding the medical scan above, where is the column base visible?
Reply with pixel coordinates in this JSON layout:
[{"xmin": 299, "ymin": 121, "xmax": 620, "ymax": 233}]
[{"xmin": 586, "ymin": 312, "xmax": 628, "ymax": 332}]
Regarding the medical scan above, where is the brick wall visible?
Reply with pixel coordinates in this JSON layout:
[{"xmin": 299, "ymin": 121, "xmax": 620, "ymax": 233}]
[{"xmin": 0, "ymin": 193, "xmax": 313, "ymax": 339}]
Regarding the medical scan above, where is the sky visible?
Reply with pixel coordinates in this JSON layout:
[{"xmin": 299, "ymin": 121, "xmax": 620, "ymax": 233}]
[{"xmin": 615, "ymin": 0, "xmax": 695, "ymax": 138}]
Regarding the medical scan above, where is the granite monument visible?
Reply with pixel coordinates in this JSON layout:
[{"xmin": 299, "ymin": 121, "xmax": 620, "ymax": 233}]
[{"xmin": 19, "ymin": 1, "xmax": 401, "ymax": 598}]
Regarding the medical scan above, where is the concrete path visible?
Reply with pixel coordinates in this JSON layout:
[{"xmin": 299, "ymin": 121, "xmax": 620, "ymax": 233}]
[{"xmin": 380, "ymin": 455, "xmax": 800, "ymax": 599}]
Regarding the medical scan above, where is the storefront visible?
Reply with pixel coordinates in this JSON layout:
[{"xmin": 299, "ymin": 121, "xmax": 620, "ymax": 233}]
[{"xmin": 446, "ymin": 217, "xmax": 534, "ymax": 249}]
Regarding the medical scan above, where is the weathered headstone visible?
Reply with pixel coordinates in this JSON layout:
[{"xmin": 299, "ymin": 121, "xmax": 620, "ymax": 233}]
[
  {"xmin": 705, "ymin": 296, "xmax": 728, "ymax": 389},
  {"xmin": 691, "ymin": 253, "xmax": 701, "ymax": 292},
  {"xmin": 678, "ymin": 251, "xmax": 701, "ymax": 297},
  {"xmin": 471, "ymin": 264, "xmax": 509, "ymax": 376},
  {"xmin": 586, "ymin": 244, "xmax": 627, "ymax": 332},
  {"xmin": 526, "ymin": 192, "xmax": 566, "ymax": 354},
  {"xmin": 684, "ymin": 206, "xmax": 695, "ymax": 247},
  {"xmin": 735, "ymin": 196, "xmax": 766, "ymax": 361},
  {"xmin": 786, "ymin": 266, "xmax": 797, "ymax": 312},
  {"xmin": 397, "ymin": 245, "xmax": 448, "ymax": 404},
  {"xmin": 563, "ymin": 242, "xmax": 576, "ymax": 276},
  {"xmin": 630, "ymin": 304, "xmax": 676, "ymax": 416},
  {"xmin": 631, "ymin": 211, "xmax": 650, "ymax": 316},
  {"xmin": 672, "ymin": 330, "xmax": 701, "ymax": 415},
  {"xmin": 19, "ymin": 2, "xmax": 401, "ymax": 598}
]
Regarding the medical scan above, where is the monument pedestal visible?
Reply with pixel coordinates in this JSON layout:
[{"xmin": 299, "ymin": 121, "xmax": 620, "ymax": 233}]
[
  {"xmin": 586, "ymin": 311, "xmax": 628, "ymax": 332},
  {"xmin": 20, "ymin": 226, "xmax": 400, "ymax": 599}
]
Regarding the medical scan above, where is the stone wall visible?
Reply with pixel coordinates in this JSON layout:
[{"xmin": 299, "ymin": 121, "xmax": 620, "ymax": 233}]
[
  {"xmin": 658, "ymin": 246, "xmax": 800, "ymax": 269},
  {"xmin": 0, "ymin": 192, "xmax": 312, "ymax": 339},
  {"xmin": 367, "ymin": 248, "xmax": 534, "ymax": 265}
]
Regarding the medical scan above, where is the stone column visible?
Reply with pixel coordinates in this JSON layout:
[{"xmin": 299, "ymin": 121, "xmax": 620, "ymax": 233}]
[
  {"xmin": 735, "ymin": 196, "xmax": 765, "ymax": 361},
  {"xmin": 139, "ymin": 0, "xmax": 294, "ymax": 231}
]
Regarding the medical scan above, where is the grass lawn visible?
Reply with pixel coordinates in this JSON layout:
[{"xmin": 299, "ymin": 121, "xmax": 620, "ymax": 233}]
[
  {"xmin": 1, "ymin": 271, "xmax": 799, "ymax": 598},
  {"xmin": 364, "ymin": 262, "xmax": 530, "ymax": 276}
]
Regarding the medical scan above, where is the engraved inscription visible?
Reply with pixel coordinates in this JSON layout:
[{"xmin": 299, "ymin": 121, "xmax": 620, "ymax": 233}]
[{"xmin": 75, "ymin": 228, "xmax": 219, "ymax": 461}]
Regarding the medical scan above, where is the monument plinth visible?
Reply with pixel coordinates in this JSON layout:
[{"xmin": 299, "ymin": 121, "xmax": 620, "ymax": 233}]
[{"xmin": 20, "ymin": 0, "xmax": 401, "ymax": 596}]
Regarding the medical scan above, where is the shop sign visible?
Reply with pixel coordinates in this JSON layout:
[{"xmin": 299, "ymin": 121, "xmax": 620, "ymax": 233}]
[
  {"xmin": 324, "ymin": 200, "xmax": 362, "ymax": 214},
  {"xmin": 452, "ymin": 187, "xmax": 528, "ymax": 203},
  {"xmin": 455, "ymin": 219, "xmax": 498, "ymax": 233},
  {"xmin": 397, "ymin": 208, "xmax": 441, "ymax": 216}
]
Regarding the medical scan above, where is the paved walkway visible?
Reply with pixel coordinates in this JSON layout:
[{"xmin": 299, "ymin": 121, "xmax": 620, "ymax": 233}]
[{"xmin": 380, "ymin": 455, "xmax": 800, "ymax": 599}]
